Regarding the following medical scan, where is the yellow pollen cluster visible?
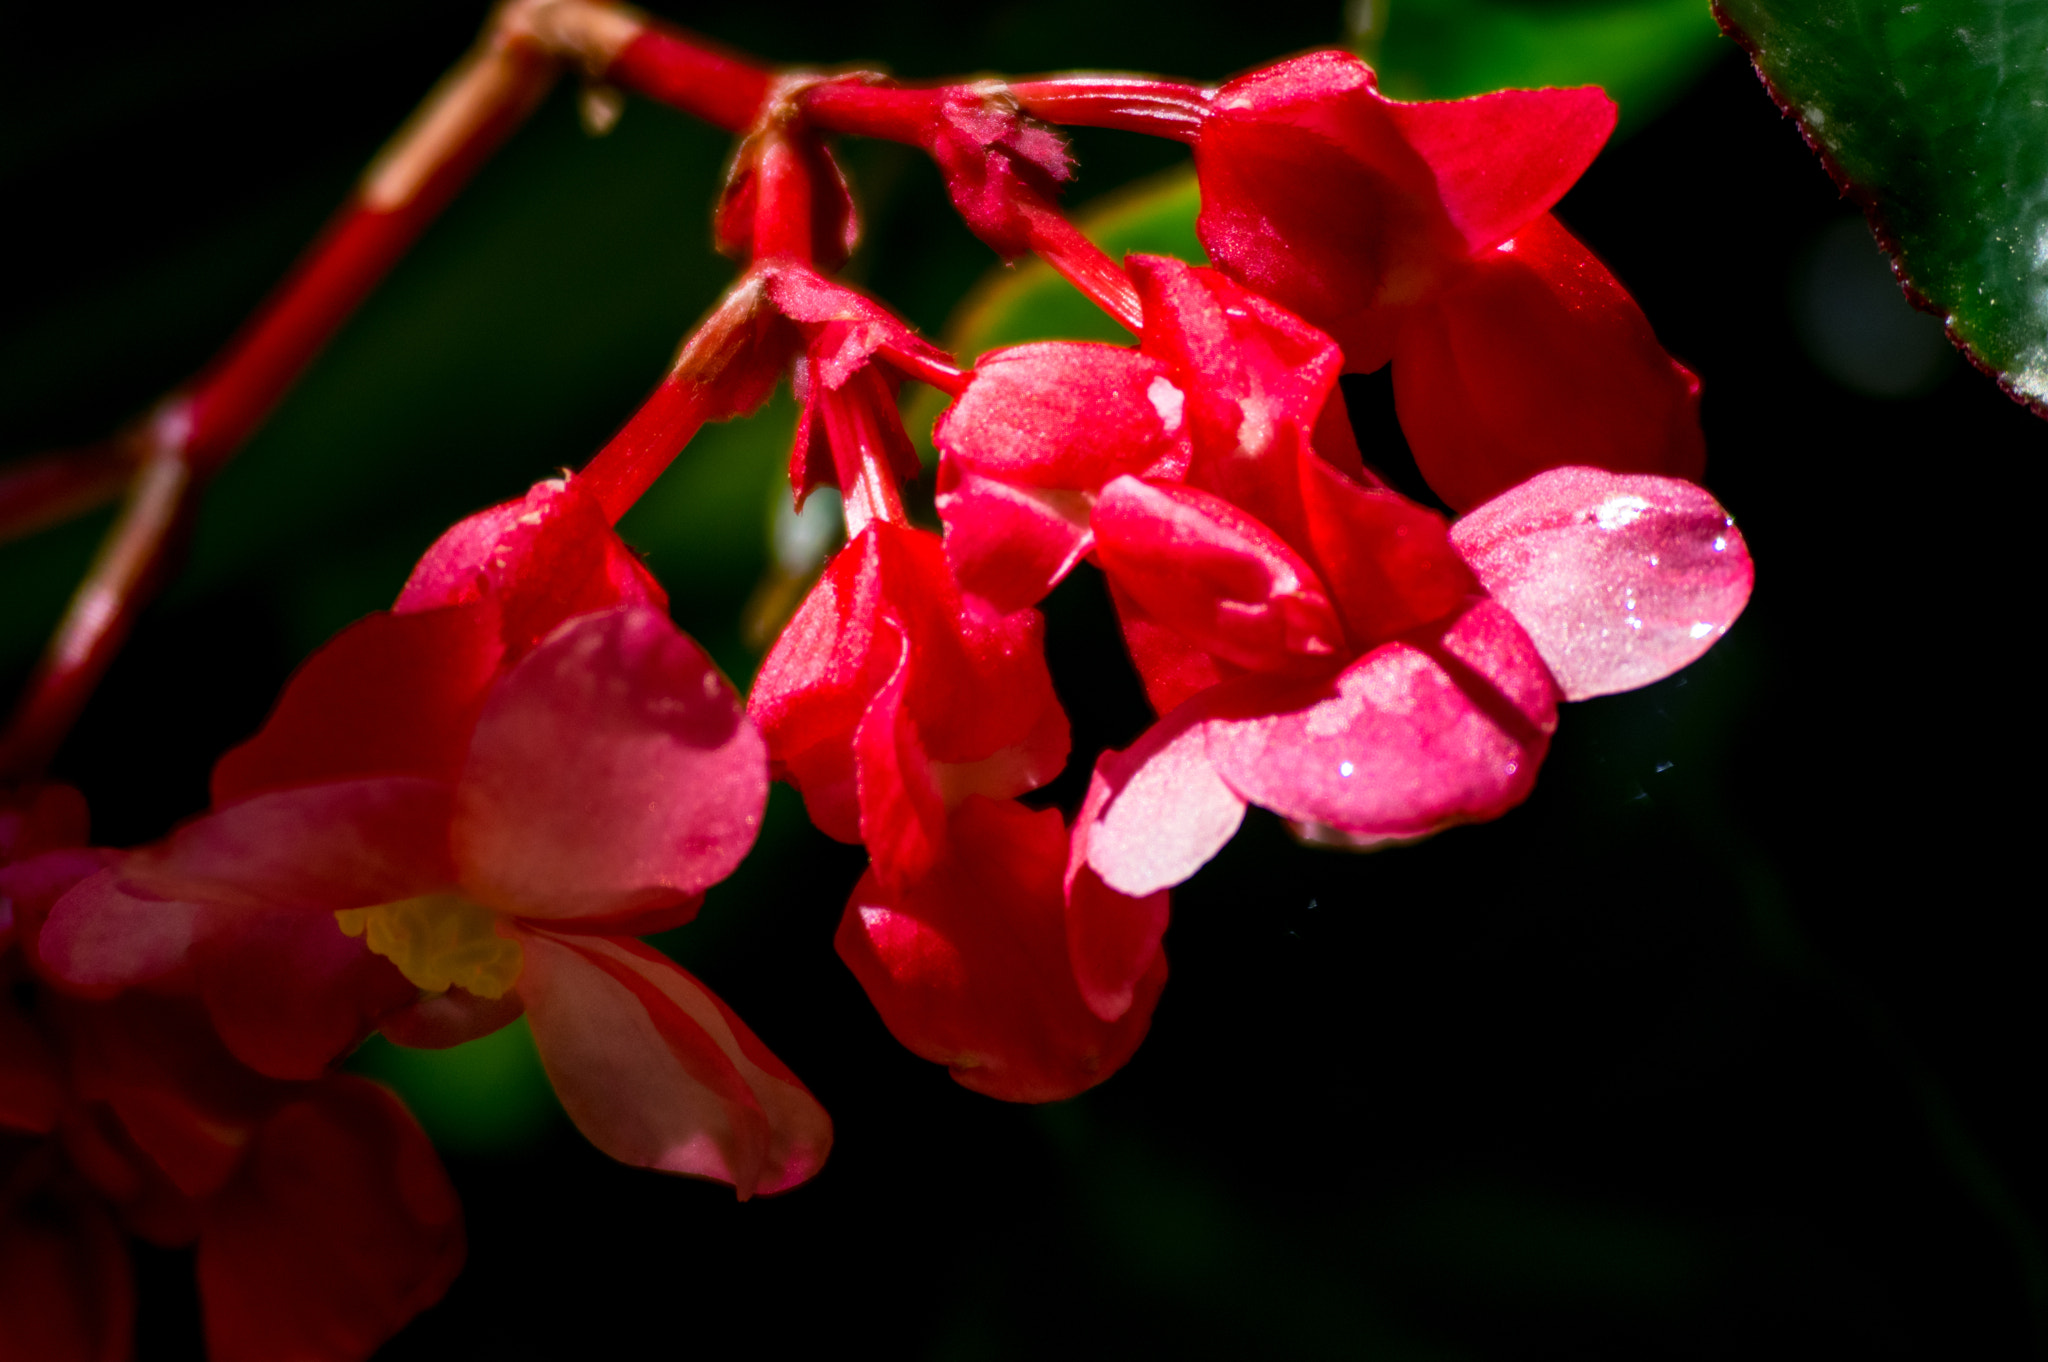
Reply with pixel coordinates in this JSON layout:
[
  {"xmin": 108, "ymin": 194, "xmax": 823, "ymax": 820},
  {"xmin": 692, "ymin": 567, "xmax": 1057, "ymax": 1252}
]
[{"xmin": 335, "ymin": 893, "xmax": 524, "ymax": 999}]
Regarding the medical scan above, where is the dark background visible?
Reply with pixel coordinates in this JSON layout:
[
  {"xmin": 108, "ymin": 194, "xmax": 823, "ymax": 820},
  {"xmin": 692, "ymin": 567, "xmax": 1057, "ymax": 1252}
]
[{"xmin": 3, "ymin": 1, "xmax": 2042, "ymax": 1356}]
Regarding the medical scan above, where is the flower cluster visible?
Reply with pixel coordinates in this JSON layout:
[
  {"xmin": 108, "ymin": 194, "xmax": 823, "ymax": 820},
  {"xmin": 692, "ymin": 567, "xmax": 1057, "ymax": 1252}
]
[{"xmin": 1, "ymin": 11, "xmax": 1754, "ymax": 1356}]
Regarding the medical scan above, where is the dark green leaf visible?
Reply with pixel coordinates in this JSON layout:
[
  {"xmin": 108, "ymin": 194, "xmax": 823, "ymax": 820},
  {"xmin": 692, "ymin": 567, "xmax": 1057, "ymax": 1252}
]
[
  {"xmin": 1369, "ymin": 0, "xmax": 1727, "ymax": 134},
  {"xmin": 1715, "ymin": 0, "xmax": 2048, "ymax": 413}
]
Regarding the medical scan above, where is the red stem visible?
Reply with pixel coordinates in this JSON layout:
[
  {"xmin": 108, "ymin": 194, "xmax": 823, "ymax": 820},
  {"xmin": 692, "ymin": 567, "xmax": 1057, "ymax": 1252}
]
[
  {"xmin": 0, "ymin": 454, "xmax": 191, "ymax": 782},
  {"xmin": 1016, "ymin": 191, "xmax": 1145, "ymax": 334},
  {"xmin": 0, "ymin": 445, "xmax": 136, "ymax": 547},
  {"xmin": 602, "ymin": 21, "xmax": 772, "ymax": 133},
  {"xmin": 1009, "ymin": 76, "xmax": 1212, "ymax": 142}
]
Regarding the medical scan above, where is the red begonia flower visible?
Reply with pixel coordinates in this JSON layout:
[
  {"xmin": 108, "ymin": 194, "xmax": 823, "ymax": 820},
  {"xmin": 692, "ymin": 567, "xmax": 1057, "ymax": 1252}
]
[
  {"xmin": 835, "ymin": 795, "xmax": 1165, "ymax": 1101},
  {"xmin": 750, "ymin": 520, "xmax": 1069, "ymax": 889},
  {"xmin": 37, "ymin": 479, "xmax": 830, "ymax": 1197},
  {"xmin": 3, "ymin": 795, "xmax": 464, "ymax": 1362},
  {"xmin": 1191, "ymin": 50, "xmax": 1703, "ymax": 510}
]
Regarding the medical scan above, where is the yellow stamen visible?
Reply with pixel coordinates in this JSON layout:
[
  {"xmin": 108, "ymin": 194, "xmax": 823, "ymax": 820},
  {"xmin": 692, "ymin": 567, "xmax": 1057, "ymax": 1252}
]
[{"xmin": 335, "ymin": 893, "xmax": 524, "ymax": 999}]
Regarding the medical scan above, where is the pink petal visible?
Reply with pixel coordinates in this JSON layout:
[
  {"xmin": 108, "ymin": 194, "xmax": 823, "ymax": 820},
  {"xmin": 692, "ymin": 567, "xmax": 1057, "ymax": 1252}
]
[
  {"xmin": 1206, "ymin": 598, "xmax": 1559, "ymax": 841},
  {"xmin": 198, "ymin": 1075, "xmax": 463, "ymax": 1362},
  {"xmin": 1451, "ymin": 467, "xmax": 1753, "ymax": 700},
  {"xmin": 212, "ymin": 603, "xmax": 504, "ymax": 803},
  {"xmin": 192, "ymin": 905, "xmax": 419, "ymax": 1080},
  {"xmin": 517, "ymin": 930, "xmax": 831, "ymax": 1197},
  {"xmin": 1092, "ymin": 475, "xmax": 1345, "ymax": 673},
  {"xmin": 453, "ymin": 606, "xmax": 767, "ymax": 921},
  {"xmin": 38, "ymin": 868, "xmax": 200, "ymax": 994},
  {"xmin": 1384, "ymin": 87, "xmax": 1616, "ymax": 257},
  {"xmin": 934, "ymin": 342, "xmax": 1186, "ymax": 489},
  {"xmin": 1394, "ymin": 214, "xmax": 1706, "ymax": 512},
  {"xmin": 1074, "ymin": 700, "xmax": 1246, "ymax": 900},
  {"xmin": 121, "ymin": 780, "xmax": 459, "ymax": 914},
  {"xmin": 935, "ymin": 458, "xmax": 1095, "ymax": 613}
]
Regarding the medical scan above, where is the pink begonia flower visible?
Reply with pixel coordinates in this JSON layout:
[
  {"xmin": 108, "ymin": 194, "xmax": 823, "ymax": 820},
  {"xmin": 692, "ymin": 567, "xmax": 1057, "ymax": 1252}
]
[
  {"xmin": 935, "ymin": 255, "xmax": 1751, "ymax": 1021},
  {"xmin": 37, "ymin": 477, "xmax": 830, "ymax": 1198},
  {"xmin": 3, "ymin": 790, "xmax": 463, "ymax": 1362},
  {"xmin": 1192, "ymin": 50, "xmax": 1706, "ymax": 512}
]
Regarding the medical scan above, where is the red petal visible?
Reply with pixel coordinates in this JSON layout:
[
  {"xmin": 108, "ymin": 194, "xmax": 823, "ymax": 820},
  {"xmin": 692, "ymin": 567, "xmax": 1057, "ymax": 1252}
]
[
  {"xmin": 1394, "ymin": 214, "xmax": 1706, "ymax": 512},
  {"xmin": 852, "ymin": 634, "xmax": 947, "ymax": 889},
  {"xmin": 935, "ymin": 458, "xmax": 1095, "ymax": 612},
  {"xmin": 375, "ymin": 987, "xmax": 526, "ymax": 1050},
  {"xmin": 1106, "ymin": 576, "xmax": 1233, "ymax": 717},
  {"xmin": 1206, "ymin": 598, "xmax": 1559, "ymax": 842},
  {"xmin": 453, "ymin": 607, "xmax": 766, "ymax": 921},
  {"xmin": 1196, "ymin": 51, "xmax": 1467, "ymax": 370},
  {"xmin": 211, "ymin": 604, "xmax": 503, "ymax": 803},
  {"xmin": 1092, "ymin": 475, "xmax": 1345, "ymax": 673},
  {"xmin": 395, "ymin": 476, "xmax": 668, "ymax": 661},
  {"xmin": 935, "ymin": 342, "xmax": 1186, "ymax": 489},
  {"xmin": 197, "ymin": 1075, "xmax": 462, "ymax": 1362},
  {"xmin": 1383, "ymin": 87, "xmax": 1615, "ymax": 256},
  {"xmin": 53, "ymin": 991, "xmax": 280, "ymax": 1200},
  {"xmin": 37, "ymin": 869, "xmax": 199, "ymax": 996},
  {"xmin": 0, "ymin": 1178, "xmax": 132, "ymax": 1362},
  {"xmin": 193, "ymin": 906, "xmax": 417, "ymax": 1081},
  {"xmin": 1295, "ymin": 452, "xmax": 1475, "ymax": 649},
  {"xmin": 1073, "ymin": 700, "xmax": 1245, "ymax": 901},
  {"xmin": 1451, "ymin": 467, "xmax": 1754, "ymax": 700},
  {"xmin": 836, "ymin": 796, "xmax": 1165, "ymax": 1102},
  {"xmin": 0, "ymin": 989, "xmax": 64, "ymax": 1134},
  {"xmin": 517, "ymin": 931, "xmax": 831, "ymax": 1197}
]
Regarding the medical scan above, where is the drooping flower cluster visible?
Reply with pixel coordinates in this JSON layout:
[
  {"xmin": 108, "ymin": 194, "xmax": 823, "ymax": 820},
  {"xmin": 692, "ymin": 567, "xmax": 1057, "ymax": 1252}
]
[{"xmin": 1, "ymin": 8, "xmax": 1760, "ymax": 1353}]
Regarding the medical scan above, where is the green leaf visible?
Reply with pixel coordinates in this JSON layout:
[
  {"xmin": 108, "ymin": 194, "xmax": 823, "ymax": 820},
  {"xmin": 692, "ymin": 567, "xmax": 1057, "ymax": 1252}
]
[
  {"xmin": 1715, "ymin": 0, "xmax": 2048, "ymax": 412},
  {"xmin": 350, "ymin": 1015, "xmax": 562, "ymax": 1154},
  {"xmin": 1368, "ymin": 0, "xmax": 1727, "ymax": 134}
]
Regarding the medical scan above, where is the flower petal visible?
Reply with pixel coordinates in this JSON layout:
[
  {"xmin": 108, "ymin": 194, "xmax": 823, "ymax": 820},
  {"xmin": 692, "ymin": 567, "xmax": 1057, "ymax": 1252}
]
[
  {"xmin": 193, "ymin": 905, "xmax": 418, "ymax": 1080},
  {"xmin": 38, "ymin": 868, "xmax": 200, "ymax": 994},
  {"xmin": 1074, "ymin": 699, "xmax": 1246, "ymax": 901},
  {"xmin": 212, "ymin": 603, "xmax": 504, "ymax": 802},
  {"xmin": 517, "ymin": 931, "xmax": 831, "ymax": 1197},
  {"xmin": 935, "ymin": 459, "xmax": 1096, "ymax": 613},
  {"xmin": 396, "ymin": 475, "xmax": 667, "ymax": 660},
  {"xmin": 1206, "ymin": 598, "xmax": 1559, "ymax": 841},
  {"xmin": 1295, "ymin": 450, "xmax": 1475, "ymax": 649},
  {"xmin": 837, "ymin": 796, "xmax": 1166, "ymax": 1101},
  {"xmin": 0, "ymin": 1177, "xmax": 132, "ymax": 1362},
  {"xmin": 453, "ymin": 607, "xmax": 767, "ymax": 921},
  {"xmin": 1451, "ymin": 467, "xmax": 1754, "ymax": 700},
  {"xmin": 1383, "ymin": 86, "xmax": 1616, "ymax": 257},
  {"xmin": 936, "ymin": 342, "xmax": 1185, "ymax": 489},
  {"xmin": 120, "ymin": 780, "xmax": 458, "ymax": 915},
  {"xmin": 197, "ymin": 1075, "xmax": 463, "ymax": 1362},
  {"xmin": 1092, "ymin": 475, "xmax": 1345, "ymax": 673},
  {"xmin": 0, "ymin": 990, "xmax": 63, "ymax": 1135},
  {"xmin": 1394, "ymin": 214, "xmax": 1706, "ymax": 512}
]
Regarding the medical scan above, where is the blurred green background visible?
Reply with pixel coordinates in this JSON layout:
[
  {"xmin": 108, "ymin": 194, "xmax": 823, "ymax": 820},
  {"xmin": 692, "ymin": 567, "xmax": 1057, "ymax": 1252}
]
[{"xmin": 4, "ymin": 1, "xmax": 2042, "ymax": 1356}]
